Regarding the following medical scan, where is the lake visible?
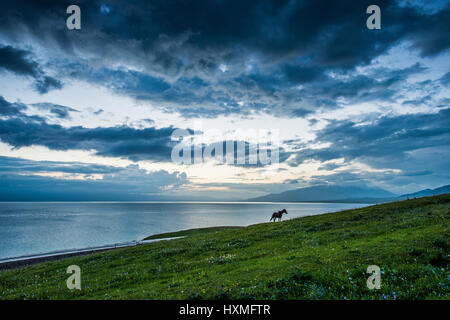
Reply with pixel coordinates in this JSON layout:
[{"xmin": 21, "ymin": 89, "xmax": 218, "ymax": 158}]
[{"xmin": 0, "ymin": 202, "xmax": 367, "ymax": 259}]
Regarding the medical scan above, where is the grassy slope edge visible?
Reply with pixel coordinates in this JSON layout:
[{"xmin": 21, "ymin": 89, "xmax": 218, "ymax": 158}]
[
  {"xmin": 0, "ymin": 195, "xmax": 448, "ymax": 299},
  {"xmin": 144, "ymin": 226, "xmax": 242, "ymax": 240}
]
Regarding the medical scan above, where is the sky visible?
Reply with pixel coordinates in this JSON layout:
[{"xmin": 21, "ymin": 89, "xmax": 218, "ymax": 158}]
[{"xmin": 0, "ymin": 0, "xmax": 449, "ymax": 201}]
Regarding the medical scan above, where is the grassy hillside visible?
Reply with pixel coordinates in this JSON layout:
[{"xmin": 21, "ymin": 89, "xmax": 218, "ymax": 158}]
[
  {"xmin": 0, "ymin": 195, "xmax": 449, "ymax": 300},
  {"xmin": 144, "ymin": 226, "xmax": 242, "ymax": 240}
]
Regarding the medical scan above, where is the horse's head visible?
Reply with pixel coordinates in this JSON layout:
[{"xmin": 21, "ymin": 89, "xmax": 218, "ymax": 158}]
[{"xmin": 282, "ymin": 209, "xmax": 288, "ymax": 214}]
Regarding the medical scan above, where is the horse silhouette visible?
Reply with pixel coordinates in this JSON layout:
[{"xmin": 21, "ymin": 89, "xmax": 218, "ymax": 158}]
[{"xmin": 270, "ymin": 209, "xmax": 288, "ymax": 222}]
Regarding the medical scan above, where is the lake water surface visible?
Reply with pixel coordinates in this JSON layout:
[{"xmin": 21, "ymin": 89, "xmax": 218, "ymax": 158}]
[{"xmin": 0, "ymin": 202, "xmax": 367, "ymax": 259}]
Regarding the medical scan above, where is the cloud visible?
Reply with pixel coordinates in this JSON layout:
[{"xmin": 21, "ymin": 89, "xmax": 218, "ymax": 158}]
[
  {"xmin": 291, "ymin": 108, "xmax": 450, "ymax": 162},
  {"xmin": 0, "ymin": 45, "xmax": 40, "ymax": 76},
  {"xmin": 0, "ymin": 155, "xmax": 121, "ymax": 175},
  {"xmin": 31, "ymin": 102, "xmax": 79, "ymax": 119},
  {"xmin": 0, "ymin": 157, "xmax": 188, "ymax": 201},
  {"xmin": 0, "ymin": 117, "xmax": 177, "ymax": 162},
  {"xmin": 0, "ymin": 97, "xmax": 178, "ymax": 162},
  {"xmin": 440, "ymin": 72, "xmax": 450, "ymax": 85},
  {"xmin": 0, "ymin": 45, "xmax": 62, "ymax": 93},
  {"xmin": 287, "ymin": 108, "xmax": 450, "ymax": 186},
  {"xmin": 0, "ymin": 96, "xmax": 26, "ymax": 116},
  {"xmin": 0, "ymin": 1, "xmax": 447, "ymax": 116},
  {"xmin": 33, "ymin": 75, "xmax": 63, "ymax": 94},
  {"xmin": 0, "ymin": 96, "xmax": 287, "ymax": 166},
  {"xmin": 0, "ymin": 1, "xmax": 448, "ymax": 198}
]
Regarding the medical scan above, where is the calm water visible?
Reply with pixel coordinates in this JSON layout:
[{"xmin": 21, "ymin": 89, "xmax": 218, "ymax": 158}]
[{"xmin": 0, "ymin": 202, "xmax": 367, "ymax": 259}]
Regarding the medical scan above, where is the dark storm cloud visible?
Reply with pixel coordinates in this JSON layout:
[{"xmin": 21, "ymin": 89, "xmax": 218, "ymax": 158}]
[
  {"xmin": 0, "ymin": 45, "xmax": 62, "ymax": 93},
  {"xmin": 288, "ymin": 108, "xmax": 450, "ymax": 171},
  {"xmin": 0, "ymin": 97, "xmax": 178, "ymax": 162},
  {"xmin": 0, "ymin": 117, "xmax": 176, "ymax": 161},
  {"xmin": 301, "ymin": 63, "xmax": 428, "ymax": 102},
  {"xmin": 402, "ymin": 95, "xmax": 432, "ymax": 107},
  {"xmin": 407, "ymin": 3, "xmax": 450, "ymax": 57},
  {"xmin": 0, "ymin": 1, "xmax": 447, "ymax": 199},
  {"xmin": 34, "ymin": 75, "xmax": 63, "ymax": 94},
  {"xmin": 0, "ymin": 97, "xmax": 78, "ymax": 119},
  {"xmin": 440, "ymin": 72, "xmax": 450, "ymax": 86},
  {"xmin": 31, "ymin": 103, "xmax": 79, "ymax": 119},
  {"xmin": 0, "ymin": 156, "xmax": 121, "ymax": 175},
  {"xmin": 0, "ymin": 1, "xmax": 447, "ymax": 116},
  {"xmin": 0, "ymin": 159, "xmax": 188, "ymax": 201},
  {"xmin": 281, "ymin": 65, "xmax": 325, "ymax": 85},
  {"xmin": 0, "ymin": 96, "xmax": 26, "ymax": 115},
  {"xmin": 305, "ymin": 161, "xmax": 450, "ymax": 193},
  {"xmin": 1, "ymin": 96, "xmax": 286, "ymax": 165},
  {"xmin": 0, "ymin": 45, "xmax": 39, "ymax": 76}
]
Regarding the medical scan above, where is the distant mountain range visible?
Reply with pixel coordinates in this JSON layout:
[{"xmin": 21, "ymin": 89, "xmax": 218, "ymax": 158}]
[
  {"xmin": 397, "ymin": 184, "xmax": 450, "ymax": 200},
  {"xmin": 246, "ymin": 184, "xmax": 450, "ymax": 203}
]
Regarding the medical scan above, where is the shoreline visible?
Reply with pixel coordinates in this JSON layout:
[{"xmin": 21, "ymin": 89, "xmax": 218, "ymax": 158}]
[
  {"xmin": 0, "ymin": 204, "xmax": 368, "ymax": 268},
  {"xmin": 0, "ymin": 237, "xmax": 183, "ymax": 271}
]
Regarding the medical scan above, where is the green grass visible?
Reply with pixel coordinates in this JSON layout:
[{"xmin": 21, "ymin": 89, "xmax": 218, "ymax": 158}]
[
  {"xmin": 0, "ymin": 195, "xmax": 449, "ymax": 300},
  {"xmin": 144, "ymin": 226, "xmax": 242, "ymax": 240}
]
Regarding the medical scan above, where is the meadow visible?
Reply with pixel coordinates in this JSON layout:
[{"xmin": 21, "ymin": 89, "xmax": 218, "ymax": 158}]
[{"xmin": 0, "ymin": 195, "xmax": 448, "ymax": 299}]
